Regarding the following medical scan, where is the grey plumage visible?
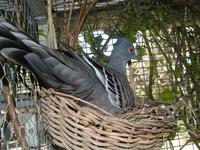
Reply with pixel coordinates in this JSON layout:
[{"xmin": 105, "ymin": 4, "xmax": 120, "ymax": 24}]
[{"xmin": 0, "ymin": 17, "xmax": 137, "ymax": 114}]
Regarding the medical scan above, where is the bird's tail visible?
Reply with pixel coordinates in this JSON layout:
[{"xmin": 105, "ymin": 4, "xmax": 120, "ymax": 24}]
[
  {"xmin": 0, "ymin": 17, "xmax": 40, "ymax": 70},
  {"xmin": 0, "ymin": 17, "xmax": 60, "ymax": 88}
]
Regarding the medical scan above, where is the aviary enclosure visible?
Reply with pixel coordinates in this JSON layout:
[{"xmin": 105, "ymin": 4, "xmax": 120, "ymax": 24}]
[{"xmin": 0, "ymin": 0, "xmax": 199, "ymax": 149}]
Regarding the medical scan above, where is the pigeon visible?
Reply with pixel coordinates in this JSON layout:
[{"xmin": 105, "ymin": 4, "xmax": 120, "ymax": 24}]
[{"xmin": 0, "ymin": 17, "xmax": 138, "ymax": 114}]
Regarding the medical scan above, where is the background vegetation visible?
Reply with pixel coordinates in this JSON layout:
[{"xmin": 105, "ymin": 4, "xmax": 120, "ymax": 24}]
[{"xmin": 60, "ymin": 0, "xmax": 200, "ymax": 147}]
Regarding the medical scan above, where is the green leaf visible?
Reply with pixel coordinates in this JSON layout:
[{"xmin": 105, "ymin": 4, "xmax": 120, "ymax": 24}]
[
  {"xmin": 94, "ymin": 35, "xmax": 103, "ymax": 49},
  {"xmin": 174, "ymin": 68, "xmax": 181, "ymax": 78},
  {"xmin": 128, "ymin": 36, "xmax": 137, "ymax": 43},
  {"xmin": 84, "ymin": 31, "xmax": 92, "ymax": 45},
  {"xmin": 136, "ymin": 45, "xmax": 147, "ymax": 60},
  {"xmin": 37, "ymin": 29, "xmax": 47, "ymax": 38},
  {"xmin": 77, "ymin": 43, "xmax": 83, "ymax": 53},
  {"xmin": 160, "ymin": 88, "xmax": 174, "ymax": 103}
]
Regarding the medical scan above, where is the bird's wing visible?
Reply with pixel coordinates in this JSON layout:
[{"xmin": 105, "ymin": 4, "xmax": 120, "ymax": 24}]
[
  {"xmin": 0, "ymin": 18, "xmax": 105, "ymax": 101},
  {"xmin": 102, "ymin": 67, "xmax": 122, "ymax": 108},
  {"xmin": 82, "ymin": 55, "xmax": 134, "ymax": 109}
]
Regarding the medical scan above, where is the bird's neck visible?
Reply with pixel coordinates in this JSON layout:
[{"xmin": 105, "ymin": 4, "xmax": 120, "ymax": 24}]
[{"xmin": 106, "ymin": 58, "xmax": 127, "ymax": 76}]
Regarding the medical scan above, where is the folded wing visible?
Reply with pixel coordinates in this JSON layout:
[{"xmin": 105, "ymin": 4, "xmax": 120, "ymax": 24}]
[{"xmin": 0, "ymin": 18, "xmax": 105, "ymax": 101}]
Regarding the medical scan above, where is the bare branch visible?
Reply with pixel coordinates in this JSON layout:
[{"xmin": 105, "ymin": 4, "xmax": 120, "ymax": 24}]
[
  {"xmin": 2, "ymin": 71, "xmax": 29, "ymax": 149},
  {"xmin": 69, "ymin": 0, "xmax": 97, "ymax": 48}
]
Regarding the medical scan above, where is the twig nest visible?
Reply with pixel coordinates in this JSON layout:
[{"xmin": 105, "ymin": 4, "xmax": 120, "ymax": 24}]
[{"xmin": 39, "ymin": 88, "xmax": 177, "ymax": 150}]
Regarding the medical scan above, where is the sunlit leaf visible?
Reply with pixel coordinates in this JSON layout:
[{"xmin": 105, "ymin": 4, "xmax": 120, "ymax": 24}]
[
  {"xmin": 136, "ymin": 45, "xmax": 147, "ymax": 60},
  {"xmin": 160, "ymin": 88, "xmax": 174, "ymax": 103},
  {"xmin": 84, "ymin": 31, "xmax": 92, "ymax": 45}
]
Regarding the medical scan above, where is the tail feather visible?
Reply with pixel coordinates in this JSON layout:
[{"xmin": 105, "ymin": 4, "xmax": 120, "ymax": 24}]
[
  {"xmin": 0, "ymin": 17, "xmax": 106, "ymax": 103},
  {"xmin": 0, "ymin": 19, "xmax": 19, "ymax": 32},
  {"xmin": 0, "ymin": 37, "xmax": 25, "ymax": 49},
  {"xmin": 0, "ymin": 27, "xmax": 16, "ymax": 40},
  {"xmin": 1, "ymin": 48, "xmax": 30, "ymax": 69}
]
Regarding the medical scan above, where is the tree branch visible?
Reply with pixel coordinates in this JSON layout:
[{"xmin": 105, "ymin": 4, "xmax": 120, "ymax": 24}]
[
  {"xmin": 69, "ymin": 0, "xmax": 97, "ymax": 48},
  {"xmin": 1, "ymin": 67, "xmax": 29, "ymax": 150},
  {"xmin": 47, "ymin": 0, "xmax": 58, "ymax": 49}
]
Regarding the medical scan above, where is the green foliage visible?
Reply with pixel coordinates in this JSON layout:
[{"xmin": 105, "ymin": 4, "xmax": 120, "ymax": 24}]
[
  {"xmin": 136, "ymin": 45, "xmax": 147, "ymax": 60},
  {"xmin": 120, "ymin": 0, "xmax": 169, "ymax": 36},
  {"xmin": 160, "ymin": 88, "xmax": 174, "ymax": 103},
  {"xmin": 110, "ymin": 0, "xmax": 200, "ymax": 145},
  {"xmin": 84, "ymin": 31, "xmax": 92, "ymax": 44},
  {"xmin": 173, "ymin": 68, "xmax": 181, "ymax": 78},
  {"xmin": 151, "ymin": 59, "xmax": 158, "ymax": 80},
  {"xmin": 37, "ymin": 29, "xmax": 47, "ymax": 39},
  {"xmin": 77, "ymin": 43, "xmax": 83, "ymax": 53},
  {"xmin": 178, "ymin": 120, "xmax": 187, "ymax": 132},
  {"xmin": 175, "ymin": 120, "xmax": 189, "ymax": 137},
  {"xmin": 82, "ymin": 1, "xmax": 200, "ymax": 143},
  {"xmin": 84, "ymin": 31, "xmax": 109, "ymax": 64}
]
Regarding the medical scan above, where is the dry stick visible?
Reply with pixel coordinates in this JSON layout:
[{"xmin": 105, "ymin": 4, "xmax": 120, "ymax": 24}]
[
  {"xmin": 149, "ymin": 30, "xmax": 178, "ymax": 97},
  {"xmin": 143, "ymin": 33, "xmax": 154, "ymax": 100},
  {"xmin": 128, "ymin": 61, "xmax": 136, "ymax": 94},
  {"xmin": 2, "ymin": 77, "xmax": 29, "ymax": 150},
  {"xmin": 14, "ymin": 0, "xmax": 22, "ymax": 30},
  {"xmin": 69, "ymin": 0, "xmax": 97, "ymax": 48},
  {"xmin": 62, "ymin": 0, "xmax": 74, "ymax": 43},
  {"xmin": 62, "ymin": 0, "xmax": 75, "ymax": 43},
  {"xmin": 47, "ymin": 0, "xmax": 58, "ymax": 49},
  {"xmin": 61, "ymin": 0, "xmax": 68, "ymax": 42},
  {"xmin": 67, "ymin": 0, "xmax": 74, "ymax": 35}
]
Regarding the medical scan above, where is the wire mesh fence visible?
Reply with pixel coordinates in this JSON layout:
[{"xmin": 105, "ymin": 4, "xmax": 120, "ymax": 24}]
[
  {"xmin": 77, "ymin": 31, "xmax": 199, "ymax": 150},
  {"xmin": 0, "ymin": 0, "xmax": 38, "ymax": 39},
  {"xmin": 0, "ymin": 0, "xmax": 199, "ymax": 149},
  {"xmin": 0, "ymin": 0, "xmax": 41, "ymax": 149}
]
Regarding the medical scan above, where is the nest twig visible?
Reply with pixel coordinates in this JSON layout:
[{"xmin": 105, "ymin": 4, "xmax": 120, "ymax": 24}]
[{"xmin": 39, "ymin": 88, "xmax": 177, "ymax": 150}]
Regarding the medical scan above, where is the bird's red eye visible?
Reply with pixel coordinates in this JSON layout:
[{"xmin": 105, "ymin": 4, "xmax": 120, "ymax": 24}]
[{"xmin": 128, "ymin": 47, "xmax": 134, "ymax": 53}]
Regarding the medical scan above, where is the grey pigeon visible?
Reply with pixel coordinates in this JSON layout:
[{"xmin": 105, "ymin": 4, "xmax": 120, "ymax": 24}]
[{"xmin": 0, "ymin": 18, "xmax": 137, "ymax": 114}]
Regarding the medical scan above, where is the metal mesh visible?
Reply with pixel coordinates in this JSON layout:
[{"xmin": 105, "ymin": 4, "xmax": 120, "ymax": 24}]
[
  {"xmin": 0, "ymin": 65, "xmax": 52, "ymax": 149},
  {"xmin": 77, "ymin": 29, "xmax": 199, "ymax": 150},
  {"xmin": 0, "ymin": 0, "xmax": 42, "ymax": 149},
  {"xmin": 0, "ymin": 0, "xmax": 38, "ymax": 39},
  {"xmin": 0, "ymin": 0, "xmax": 199, "ymax": 149},
  {"xmin": 74, "ymin": 1, "xmax": 200, "ymax": 149}
]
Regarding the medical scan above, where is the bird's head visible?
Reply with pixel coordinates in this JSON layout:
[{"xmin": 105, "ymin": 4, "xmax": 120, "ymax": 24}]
[{"xmin": 111, "ymin": 37, "xmax": 138, "ymax": 63}]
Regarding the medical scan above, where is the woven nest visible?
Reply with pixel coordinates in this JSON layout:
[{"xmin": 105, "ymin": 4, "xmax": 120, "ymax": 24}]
[{"xmin": 39, "ymin": 88, "xmax": 177, "ymax": 150}]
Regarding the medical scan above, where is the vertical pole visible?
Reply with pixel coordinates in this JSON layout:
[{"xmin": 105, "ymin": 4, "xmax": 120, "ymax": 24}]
[{"xmin": 47, "ymin": 0, "xmax": 58, "ymax": 49}]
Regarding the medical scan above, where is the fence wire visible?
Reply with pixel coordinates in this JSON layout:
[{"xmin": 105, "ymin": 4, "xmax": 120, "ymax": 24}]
[
  {"xmin": 0, "ymin": 0, "xmax": 199, "ymax": 149},
  {"xmin": 77, "ymin": 31, "xmax": 199, "ymax": 150}
]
